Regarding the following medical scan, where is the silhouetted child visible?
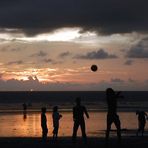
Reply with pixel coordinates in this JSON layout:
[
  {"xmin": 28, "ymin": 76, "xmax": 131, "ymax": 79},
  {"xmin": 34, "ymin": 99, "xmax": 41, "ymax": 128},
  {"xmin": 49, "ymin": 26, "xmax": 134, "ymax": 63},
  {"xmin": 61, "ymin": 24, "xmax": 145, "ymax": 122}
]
[
  {"xmin": 136, "ymin": 110, "xmax": 147, "ymax": 137},
  {"xmin": 105, "ymin": 88, "xmax": 123, "ymax": 143},
  {"xmin": 52, "ymin": 106, "xmax": 62, "ymax": 140},
  {"xmin": 41, "ymin": 107, "xmax": 48, "ymax": 141},
  {"xmin": 23, "ymin": 103, "xmax": 27, "ymax": 111},
  {"xmin": 72, "ymin": 97, "xmax": 89, "ymax": 143},
  {"xmin": 22, "ymin": 103, "xmax": 27, "ymax": 121}
]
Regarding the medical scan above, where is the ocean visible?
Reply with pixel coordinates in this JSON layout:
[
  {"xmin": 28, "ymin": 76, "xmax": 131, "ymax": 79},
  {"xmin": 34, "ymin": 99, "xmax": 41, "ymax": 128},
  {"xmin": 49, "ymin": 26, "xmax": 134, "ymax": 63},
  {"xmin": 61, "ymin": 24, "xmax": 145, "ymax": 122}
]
[{"xmin": 0, "ymin": 91, "xmax": 148, "ymax": 111}]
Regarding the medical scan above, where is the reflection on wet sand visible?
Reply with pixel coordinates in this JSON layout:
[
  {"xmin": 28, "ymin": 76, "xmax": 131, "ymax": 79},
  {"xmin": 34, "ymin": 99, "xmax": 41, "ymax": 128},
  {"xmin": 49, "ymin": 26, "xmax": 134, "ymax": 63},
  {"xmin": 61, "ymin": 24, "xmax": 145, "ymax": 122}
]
[{"xmin": 0, "ymin": 112, "xmax": 148, "ymax": 137}]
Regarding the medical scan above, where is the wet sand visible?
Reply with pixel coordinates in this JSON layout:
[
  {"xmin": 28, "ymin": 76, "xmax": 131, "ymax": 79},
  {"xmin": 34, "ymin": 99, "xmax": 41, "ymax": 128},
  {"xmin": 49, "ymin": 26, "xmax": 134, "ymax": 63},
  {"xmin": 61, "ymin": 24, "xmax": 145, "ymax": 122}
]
[
  {"xmin": 1, "ymin": 112, "xmax": 147, "ymax": 137},
  {"xmin": 0, "ymin": 136, "xmax": 148, "ymax": 148}
]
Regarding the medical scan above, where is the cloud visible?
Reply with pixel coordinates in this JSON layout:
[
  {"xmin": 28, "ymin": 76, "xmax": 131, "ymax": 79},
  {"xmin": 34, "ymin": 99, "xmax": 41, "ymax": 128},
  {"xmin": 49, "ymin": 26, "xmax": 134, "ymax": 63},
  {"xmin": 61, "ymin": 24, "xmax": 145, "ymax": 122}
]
[
  {"xmin": 75, "ymin": 49, "xmax": 118, "ymax": 60},
  {"xmin": 28, "ymin": 76, "xmax": 39, "ymax": 81},
  {"xmin": 126, "ymin": 37, "xmax": 148, "ymax": 58},
  {"xmin": 0, "ymin": 73, "xmax": 3, "ymax": 79},
  {"xmin": 128, "ymin": 78, "xmax": 136, "ymax": 83},
  {"xmin": 11, "ymin": 48, "xmax": 21, "ymax": 52},
  {"xmin": 59, "ymin": 51, "xmax": 71, "ymax": 58},
  {"xmin": 0, "ymin": 77, "xmax": 147, "ymax": 91},
  {"xmin": 6, "ymin": 60, "xmax": 23, "ymax": 65},
  {"xmin": 111, "ymin": 78, "xmax": 124, "ymax": 83},
  {"xmin": 43, "ymin": 58, "xmax": 53, "ymax": 63},
  {"xmin": 124, "ymin": 60, "xmax": 133, "ymax": 65},
  {"xmin": 0, "ymin": 0, "xmax": 148, "ymax": 36},
  {"xmin": 43, "ymin": 58, "xmax": 63, "ymax": 65},
  {"xmin": 30, "ymin": 50, "xmax": 47, "ymax": 57},
  {"xmin": 0, "ymin": 48, "xmax": 21, "ymax": 52}
]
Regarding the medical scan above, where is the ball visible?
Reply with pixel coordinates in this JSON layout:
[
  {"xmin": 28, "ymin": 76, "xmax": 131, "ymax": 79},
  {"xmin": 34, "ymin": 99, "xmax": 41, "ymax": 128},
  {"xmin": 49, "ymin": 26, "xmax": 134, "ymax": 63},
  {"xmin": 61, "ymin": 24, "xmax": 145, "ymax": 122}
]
[{"xmin": 91, "ymin": 65, "xmax": 98, "ymax": 72}]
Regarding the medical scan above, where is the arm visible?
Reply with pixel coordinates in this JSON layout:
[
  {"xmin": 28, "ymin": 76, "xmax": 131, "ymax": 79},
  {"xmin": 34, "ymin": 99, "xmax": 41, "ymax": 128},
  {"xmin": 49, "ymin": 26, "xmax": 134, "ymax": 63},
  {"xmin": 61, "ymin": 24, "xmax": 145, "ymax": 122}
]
[
  {"xmin": 116, "ymin": 91, "xmax": 124, "ymax": 99},
  {"xmin": 84, "ymin": 107, "xmax": 89, "ymax": 119},
  {"xmin": 73, "ymin": 107, "xmax": 76, "ymax": 121},
  {"xmin": 59, "ymin": 114, "xmax": 62, "ymax": 119}
]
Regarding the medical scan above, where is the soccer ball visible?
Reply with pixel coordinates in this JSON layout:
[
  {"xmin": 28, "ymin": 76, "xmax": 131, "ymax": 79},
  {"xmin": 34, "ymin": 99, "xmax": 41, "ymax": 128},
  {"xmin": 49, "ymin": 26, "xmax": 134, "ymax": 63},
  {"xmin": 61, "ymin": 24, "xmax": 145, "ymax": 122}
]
[{"xmin": 91, "ymin": 65, "xmax": 98, "ymax": 72}]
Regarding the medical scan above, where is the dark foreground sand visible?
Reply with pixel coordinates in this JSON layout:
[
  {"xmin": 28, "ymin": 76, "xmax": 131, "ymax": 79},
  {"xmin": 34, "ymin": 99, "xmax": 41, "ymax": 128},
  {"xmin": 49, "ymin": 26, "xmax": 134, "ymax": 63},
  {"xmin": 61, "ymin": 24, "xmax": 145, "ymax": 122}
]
[{"xmin": 0, "ymin": 137, "xmax": 148, "ymax": 148}]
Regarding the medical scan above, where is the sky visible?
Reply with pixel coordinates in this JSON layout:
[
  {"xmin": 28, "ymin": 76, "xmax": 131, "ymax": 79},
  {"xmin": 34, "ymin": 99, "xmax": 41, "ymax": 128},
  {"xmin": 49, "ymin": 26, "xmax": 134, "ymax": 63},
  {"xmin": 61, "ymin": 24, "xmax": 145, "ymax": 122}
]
[{"xmin": 0, "ymin": 0, "xmax": 148, "ymax": 91}]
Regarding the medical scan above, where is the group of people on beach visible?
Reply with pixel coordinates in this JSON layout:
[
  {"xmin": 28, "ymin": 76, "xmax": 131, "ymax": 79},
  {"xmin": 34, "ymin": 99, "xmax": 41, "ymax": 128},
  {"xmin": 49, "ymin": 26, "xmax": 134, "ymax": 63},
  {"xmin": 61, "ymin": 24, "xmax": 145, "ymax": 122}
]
[
  {"xmin": 26, "ymin": 88, "xmax": 147, "ymax": 143},
  {"xmin": 41, "ymin": 105, "xmax": 62, "ymax": 141},
  {"xmin": 41, "ymin": 97, "xmax": 89, "ymax": 142}
]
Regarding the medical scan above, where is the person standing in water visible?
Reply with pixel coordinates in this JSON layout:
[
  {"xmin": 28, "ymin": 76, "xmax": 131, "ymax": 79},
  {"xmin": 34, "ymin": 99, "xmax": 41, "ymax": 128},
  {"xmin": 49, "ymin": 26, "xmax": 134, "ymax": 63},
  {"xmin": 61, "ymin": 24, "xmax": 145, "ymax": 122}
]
[
  {"xmin": 105, "ymin": 88, "xmax": 123, "ymax": 143},
  {"xmin": 72, "ymin": 97, "xmax": 89, "ymax": 143},
  {"xmin": 22, "ymin": 103, "xmax": 27, "ymax": 121},
  {"xmin": 136, "ymin": 110, "xmax": 147, "ymax": 137},
  {"xmin": 52, "ymin": 106, "xmax": 62, "ymax": 141},
  {"xmin": 41, "ymin": 107, "xmax": 48, "ymax": 141}
]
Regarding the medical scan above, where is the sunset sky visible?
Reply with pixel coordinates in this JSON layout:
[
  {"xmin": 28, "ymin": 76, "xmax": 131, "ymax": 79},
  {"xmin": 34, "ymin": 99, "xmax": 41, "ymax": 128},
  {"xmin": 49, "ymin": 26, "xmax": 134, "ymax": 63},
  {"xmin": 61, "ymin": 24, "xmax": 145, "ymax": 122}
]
[{"xmin": 0, "ymin": 0, "xmax": 148, "ymax": 91}]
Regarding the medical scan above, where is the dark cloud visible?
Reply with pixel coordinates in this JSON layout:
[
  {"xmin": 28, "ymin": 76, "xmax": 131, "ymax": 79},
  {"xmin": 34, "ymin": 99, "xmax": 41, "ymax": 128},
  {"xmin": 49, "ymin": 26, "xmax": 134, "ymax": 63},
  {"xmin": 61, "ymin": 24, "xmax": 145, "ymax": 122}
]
[
  {"xmin": 0, "ymin": 0, "xmax": 148, "ymax": 36},
  {"xmin": 43, "ymin": 58, "xmax": 63, "ymax": 65},
  {"xmin": 6, "ymin": 60, "xmax": 23, "ymax": 65},
  {"xmin": 59, "ymin": 51, "xmax": 71, "ymax": 58},
  {"xmin": 128, "ymin": 78, "xmax": 135, "ymax": 83},
  {"xmin": 0, "ymin": 47, "xmax": 21, "ymax": 52},
  {"xmin": 30, "ymin": 50, "xmax": 47, "ymax": 57},
  {"xmin": 126, "ymin": 37, "xmax": 148, "ymax": 58},
  {"xmin": 11, "ymin": 48, "xmax": 21, "ymax": 52},
  {"xmin": 0, "ymin": 77, "xmax": 129, "ymax": 91},
  {"xmin": 28, "ymin": 76, "xmax": 39, "ymax": 81},
  {"xmin": 0, "ymin": 77, "xmax": 147, "ymax": 91},
  {"xmin": 75, "ymin": 49, "xmax": 118, "ymax": 60},
  {"xmin": 43, "ymin": 58, "xmax": 53, "ymax": 63},
  {"xmin": 124, "ymin": 60, "xmax": 134, "ymax": 65}
]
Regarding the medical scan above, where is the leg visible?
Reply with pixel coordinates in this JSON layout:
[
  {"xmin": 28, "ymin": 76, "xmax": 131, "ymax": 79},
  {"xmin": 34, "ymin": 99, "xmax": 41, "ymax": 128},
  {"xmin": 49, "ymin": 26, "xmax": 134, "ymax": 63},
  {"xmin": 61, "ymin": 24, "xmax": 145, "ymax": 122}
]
[
  {"xmin": 137, "ymin": 121, "xmax": 141, "ymax": 136},
  {"xmin": 80, "ymin": 120, "xmax": 87, "ymax": 142},
  {"xmin": 106, "ymin": 115, "xmax": 112, "ymax": 141},
  {"xmin": 53, "ymin": 127, "xmax": 56, "ymax": 140},
  {"xmin": 55, "ymin": 126, "xmax": 59, "ymax": 139},
  {"xmin": 72, "ymin": 121, "xmax": 79, "ymax": 141},
  {"xmin": 114, "ymin": 115, "xmax": 121, "ymax": 142},
  {"xmin": 141, "ymin": 122, "xmax": 145, "ymax": 137},
  {"xmin": 42, "ymin": 127, "xmax": 48, "ymax": 141}
]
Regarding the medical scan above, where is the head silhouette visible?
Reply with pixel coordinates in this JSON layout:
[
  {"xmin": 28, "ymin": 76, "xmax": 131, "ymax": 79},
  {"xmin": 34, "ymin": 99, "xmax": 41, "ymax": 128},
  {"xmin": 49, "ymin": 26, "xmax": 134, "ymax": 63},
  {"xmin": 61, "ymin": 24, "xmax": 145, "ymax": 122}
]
[
  {"xmin": 53, "ymin": 106, "xmax": 58, "ymax": 112},
  {"xmin": 41, "ymin": 107, "xmax": 46, "ymax": 113},
  {"xmin": 106, "ymin": 88, "xmax": 115, "ymax": 97},
  {"xmin": 75, "ymin": 97, "xmax": 81, "ymax": 106}
]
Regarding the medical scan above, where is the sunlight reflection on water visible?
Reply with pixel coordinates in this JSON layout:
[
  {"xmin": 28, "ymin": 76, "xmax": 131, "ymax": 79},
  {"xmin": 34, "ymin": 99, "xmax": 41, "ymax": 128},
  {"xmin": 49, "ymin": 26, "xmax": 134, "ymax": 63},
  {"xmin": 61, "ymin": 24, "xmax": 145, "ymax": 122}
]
[{"xmin": 0, "ymin": 112, "xmax": 147, "ymax": 137}]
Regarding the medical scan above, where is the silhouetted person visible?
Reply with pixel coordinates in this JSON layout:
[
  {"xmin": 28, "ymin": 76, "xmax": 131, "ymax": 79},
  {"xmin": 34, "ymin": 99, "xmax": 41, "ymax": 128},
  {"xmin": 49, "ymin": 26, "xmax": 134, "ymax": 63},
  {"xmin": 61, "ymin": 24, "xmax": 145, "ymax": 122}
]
[
  {"xmin": 52, "ymin": 106, "xmax": 62, "ymax": 141},
  {"xmin": 136, "ymin": 110, "xmax": 147, "ymax": 137},
  {"xmin": 72, "ymin": 97, "xmax": 89, "ymax": 143},
  {"xmin": 23, "ymin": 110, "xmax": 27, "ymax": 121},
  {"xmin": 41, "ymin": 107, "xmax": 48, "ymax": 141},
  {"xmin": 23, "ymin": 103, "xmax": 27, "ymax": 111},
  {"xmin": 22, "ymin": 103, "xmax": 27, "ymax": 121},
  {"xmin": 105, "ymin": 88, "xmax": 122, "ymax": 143}
]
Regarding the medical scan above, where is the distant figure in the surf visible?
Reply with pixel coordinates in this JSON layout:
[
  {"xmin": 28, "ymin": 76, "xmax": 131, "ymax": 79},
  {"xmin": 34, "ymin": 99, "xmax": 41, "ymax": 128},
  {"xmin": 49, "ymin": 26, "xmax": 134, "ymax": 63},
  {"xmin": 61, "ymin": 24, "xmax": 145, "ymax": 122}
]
[
  {"xmin": 52, "ymin": 106, "xmax": 62, "ymax": 141},
  {"xmin": 41, "ymin": 107, "xmax": 48, "ymax": 141},
  {"xmin": 72, "ymin": 97, "xmax": 89, "ymax": 143},
  {"xmin": 105, "ymin": 88, "xmax": 123, "ymax": 143},
  {"xmin": 23, "ymin": 103, "xmax": 27, "ymax": 111},
  {"xmin": 22, "ymin": 103, "xmax": 27, "ymax": 121},
  {"xmin": 23, "ymin": 111, "xmax": 27, "ymax": 121},
  {"xmin": 136, "ymin": 110, "xmax": 147, "ymax": 137}
]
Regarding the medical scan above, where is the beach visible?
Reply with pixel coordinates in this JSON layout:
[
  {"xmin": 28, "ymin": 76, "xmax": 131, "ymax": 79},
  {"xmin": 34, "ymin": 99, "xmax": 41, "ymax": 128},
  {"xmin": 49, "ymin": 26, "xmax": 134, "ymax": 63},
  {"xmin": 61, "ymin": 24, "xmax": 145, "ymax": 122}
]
[
  {"xmin": 0, "ymin": 111, "xmax": 148, "ymax": 147},
  {"xmin": 0, "ymin": 91, "xmax": 148, "ymax": 147},
  {"xmin": 1, "ymin": 136, "xmax": 148, "ymax": 148},
  {"xmin": 1, "ymin": 111, "xmax": 148, "ymax": 137}
]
